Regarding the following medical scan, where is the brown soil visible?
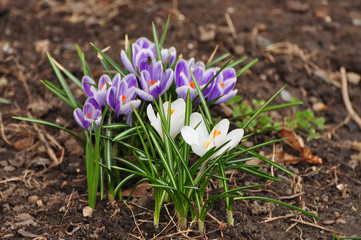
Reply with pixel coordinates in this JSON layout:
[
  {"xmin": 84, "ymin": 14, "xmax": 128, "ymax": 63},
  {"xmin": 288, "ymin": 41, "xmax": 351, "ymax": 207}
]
[{"xmin": 1, "ymin": 0, "xmax": 361, "ymax": 239}]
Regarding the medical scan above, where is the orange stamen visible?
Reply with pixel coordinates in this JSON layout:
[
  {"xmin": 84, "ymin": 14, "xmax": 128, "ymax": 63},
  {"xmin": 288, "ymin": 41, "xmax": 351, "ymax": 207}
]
[
  {"xmin": 101, "ymin": 84, "xmax": 105, "ymax": 89},
  {"xmin": 166, "ymin": 109, "xmax": 175, "ymax": 115},
  {"xmin": 190, "ymin": 81, "xmax": 195, "ymax": 89},
  {"xmin": 205, "ymin": 129, "xmax": 222, "ymax": 148},
  {"xmin": 220, "ymin": 83, "xmax": 224, "ymax": 87},
  {"xmin": 122, "ymin": 95, "xmax": 126, "ymax": 102},
  {"xmin": 149, "ymin": 80, "xmax": 157, "ymax": 85},
  {"xmin": 87, "ymin": 113, "xmax": 92, "ymax": 118}
]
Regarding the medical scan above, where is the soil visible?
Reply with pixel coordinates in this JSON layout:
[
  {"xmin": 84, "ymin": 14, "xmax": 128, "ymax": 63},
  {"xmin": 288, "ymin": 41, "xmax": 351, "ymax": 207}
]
[{"xmin": 1, "ymin": 0, "xmax": 361, "ymax": 239}]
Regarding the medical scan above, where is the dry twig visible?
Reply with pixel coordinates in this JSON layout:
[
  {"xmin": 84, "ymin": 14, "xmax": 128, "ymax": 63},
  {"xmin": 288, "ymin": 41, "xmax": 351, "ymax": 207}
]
[{"xmin": 340, "ymin": 66, "xmax": 361, "ymax": 130}]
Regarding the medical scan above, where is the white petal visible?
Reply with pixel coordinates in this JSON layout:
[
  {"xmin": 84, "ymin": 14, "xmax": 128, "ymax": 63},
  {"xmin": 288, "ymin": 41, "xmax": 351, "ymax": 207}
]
[
  {"xmin": 191, "ymin": 144, "xmax": 207, "ymax": 157},
  {"xmin": 147, "ymin": 104, "xmax": 162, "ymax": 136},
  {"xmin": 189, "ymin": 113, "xmax": 208, "ymax": 142},
  {"xmin": 181, "ymin": 126, "xmax": 200, "ymax": 146},
  {"xmin": 215, "ymin": 128, "xmax": 244, "ymax": 158},
  {"xmin": 205, "ymin": 119, "xmax": 229, "ymax": 149}
]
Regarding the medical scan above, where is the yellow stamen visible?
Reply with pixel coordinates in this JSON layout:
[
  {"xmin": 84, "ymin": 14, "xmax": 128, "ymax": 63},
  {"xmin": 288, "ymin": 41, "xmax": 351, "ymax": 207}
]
[{"xmin": 204, "ymin": 129, "xmax": 222, "ymax": 148}]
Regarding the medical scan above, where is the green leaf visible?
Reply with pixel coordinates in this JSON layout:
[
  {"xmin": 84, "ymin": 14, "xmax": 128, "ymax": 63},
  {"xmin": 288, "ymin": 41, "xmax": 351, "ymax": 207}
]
[
  {"xmin": 242, "ymin": 85, "xmax": 286, "ymax": 129},
  {"xmin": 236, "ymin": 58, "xmax": 258, "ymax": 77},
  {"xmin": 159, "ymin": 15, "xmax": 171, "ymax": 48},
  {"xmin": 205, "ymin": 53, "xmax": 231, "ymax": 68},
  {"xmin": 152, "ymin": 22, "xmax": 162, "ymax": 63},
  {"xmin": 0, "ymin": 98, "xmax": 10, "ymax": 104},
  {"xmin": 46, "ymin": 52, "xmax": 78, "ymax": 109},
  {"xmin": 76, "ymin": 44, "xmax": 93, "ymax": 77},
  {"xmin": 90, "ymin": 43, "xmax": 126, "ymax": 77},
  {"xmin": 234, "ymin": 196, "xmax": 319, "ymax": 219},
  {"xmin": 13, "ymin": 116, "xmax": 83, "ymax": 143}
]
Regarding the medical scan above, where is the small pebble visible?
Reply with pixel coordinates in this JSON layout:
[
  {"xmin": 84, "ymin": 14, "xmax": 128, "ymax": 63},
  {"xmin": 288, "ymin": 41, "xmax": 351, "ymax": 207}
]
[
  {"xmin": 83, "ymin": 206, "xmax": 93, "ymax": 217},
  {"xmin": 312, "ymin": 102, "xmax": 326, "ymax": 112},
  {"xmin": 352, "ymin": 18, "xmax": 361, "ymax": 27},
  {"xmin": 0, "ymin": 160, "xmax": 8, "ymax": 167},
  {"xmin": 287, "ymin": 1, "xmax": 310, "ymax": 12},
  {"xmin": 334, "ymin": 211, "xmax": 340, "ymax": 218},
  {"xmin": 314, "ymin": 10, "xmax": 327, "ymax": 19},
  {"xmin": 36, "ymin": 200, "xmax": 44, "ymax": 208},
  {"xmin": 4, "ymin": 165, "xmax": 15, "ymax": 172},
  {"xmin": 58, "ymin": 206, "xmax": 66, "ymax": 212},
  {"xmin": 347, "ymin": 121, "xmax": 359, "ymax": 133},
  {"xmin": 28, "ymin": 195, "xmax": 39, "ymax": 203},
  {"xmin": 233, "ymin": 45, "xmax": 245, "ymax": 55},
  {"xmin": 336, "ymin": 218, "xmax": 347, "ymax": 224},
  {"xmin": 280, "ymin": 89, "xmax": 293, "ymax": 102},
  {"xmin": 347, "ymin": 72, "xmax": 360, "ymax": 85}
]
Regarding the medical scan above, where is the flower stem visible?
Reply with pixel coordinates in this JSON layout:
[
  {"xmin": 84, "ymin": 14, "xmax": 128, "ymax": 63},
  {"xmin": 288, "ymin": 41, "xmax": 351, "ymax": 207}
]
[
  {"xmin": 198, "ymin": 219, "xmax": 205, "ymax": 233},
  {"xmin": 226, "ymin": 209, "xmax": 234, "ymax": 226}
]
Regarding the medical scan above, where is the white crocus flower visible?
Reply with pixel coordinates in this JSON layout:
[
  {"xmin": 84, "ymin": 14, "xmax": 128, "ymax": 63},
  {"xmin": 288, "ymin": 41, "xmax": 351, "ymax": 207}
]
[
  {"xmin": 147, "ymin": 98, "xmax": 186, "ymax": 139},
  {"xmin": 181, "ymin": 113, "xmax": 244, "ymax": 159}
]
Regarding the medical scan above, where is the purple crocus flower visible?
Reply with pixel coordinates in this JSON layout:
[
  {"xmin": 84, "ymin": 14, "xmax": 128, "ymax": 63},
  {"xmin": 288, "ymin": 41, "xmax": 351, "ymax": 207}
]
[
  {"xmin": 208, "ymin": 68, "xmax": 238, "ymax": 104},
  {"xmin": 106, "ymin": 73, "xmax": 141, "ymax": 117},
  {"xmin": 136, "ymin": 60, "xmax": 173, "ymax": 102},
  {"xmin": 120, "ymin": 37, "xmax": 157, "ymax": 75},
  {"xmin": 161, "ymin": 47, "xmax": 176, "ymax": 67},
  {"xmin": 187, "ymin": 57, "xmax": 205, "ymax": 70},
  {"xmin": 73, "ymin": 97, "xmax": 103, "ymax": 130},
  {"xmin": 82, "ymin": 74, "xmax": 112, "ymax": 107},
  {"xmin": 174, "ymin": 59, "xmax": 216, "ymax": 101}
]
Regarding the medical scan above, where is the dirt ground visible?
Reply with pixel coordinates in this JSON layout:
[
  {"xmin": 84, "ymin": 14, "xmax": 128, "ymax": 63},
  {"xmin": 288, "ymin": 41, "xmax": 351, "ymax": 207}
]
[{"xmin": 1, "ymin": 0, "xmax": 361, "ymax": 239}]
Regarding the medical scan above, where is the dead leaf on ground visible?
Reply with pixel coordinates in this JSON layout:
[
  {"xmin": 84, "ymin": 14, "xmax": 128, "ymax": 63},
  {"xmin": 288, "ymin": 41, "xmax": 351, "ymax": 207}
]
[
  {"xmin": 279, "ymin": 129, "xmax": 323, "ymax": 165},
  {"xmin": 122, "ymin": 182, "xmax": 153, "ymax": 197}
]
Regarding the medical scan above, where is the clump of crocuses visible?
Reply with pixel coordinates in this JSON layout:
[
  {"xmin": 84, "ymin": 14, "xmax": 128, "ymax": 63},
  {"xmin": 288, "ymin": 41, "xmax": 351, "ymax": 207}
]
[{"xmin": 73, "ymin": 37, "xmax": 239, "ymax": 130}]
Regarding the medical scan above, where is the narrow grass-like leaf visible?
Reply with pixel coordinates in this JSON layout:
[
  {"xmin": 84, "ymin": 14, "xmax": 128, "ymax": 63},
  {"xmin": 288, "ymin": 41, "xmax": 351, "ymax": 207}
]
[
  {"xmin": 76, "ymin": 44, "xmax": 93, "ymax": 77},
  {"xmin": 230, "ymin": 100, "xmax": 303, "ymax": 121},
  {"xmin": 112, "ymin": 126, "xmax": 142, "ymax": 141},
  {"xmin": 102, "ymin": 123, "xmax": 131, "ymax": 130},
  {"xmin": 234, "ymin": 196, "xmax": 319, "ymax": 218},
  {"xmin": 243, "ymin": 85, "xmax": 286, "ymax": 130},
  {"xmin": 99, "ymin": 57, "xmax": 114, "ymax": 79},
  {"xmin": 41, "ymin": 80, "xmax": 81, "ymax": 108},
  {"xmin": 90, "ymin": 43, "xmax": 126, "ymax": 77},
  {"xmin": 191, "ymin": 71, "xmax": 213, "ymax": 125},
  {"xmin": 13, "ymin": 116, "xmax": 83, "ymax": 143},
  {"xmin": 159, "ymin": 15, "xmax": 171, "ymax": 48},
  {"xmin": 227, "ymin": 56, "xmax": 248, "ymax": 69},
  {"xmin": 236, "ymin": 58, "xmax": 258, "ymax": 77},
  {"xmin": 152, "ymin": 22, "xmax": 162, "ymax": 63},
  {"xmin": 114, "ymin": 173, "xmax": 136, "ymax": 195},
  {"xmin": 205, "ymin": 53, "xmax": 231, "ymax": 68},
  {"xmin": 46, "ymin": 52, "xmax": 77, "ymax": 109},
  {"xmin": 51, "ymin": 57, "xmax": 82, "ymax": 89}
]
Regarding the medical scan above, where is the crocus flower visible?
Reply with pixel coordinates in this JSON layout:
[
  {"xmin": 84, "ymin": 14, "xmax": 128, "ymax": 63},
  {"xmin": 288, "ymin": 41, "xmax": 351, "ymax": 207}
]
[
  {"xmin": 147, "ymin": 98, "xmax": 186, "ymax": 139},
  {"xmin": 174, "ymin": 59, "xmax": 216, "ymax": 101},
  {"xmin": 208, "ymin": 68, "xmax": 238, "ymax": 104},
  {"xmin": 181, "ymin": 112, "xmax": 244, "ymax": 159},
  {"xmin": 121, "ymin": 37, "xmax": 157, "ymax": 75},
  {"xmin": 161, "ymin": 47, "xmax": 176, "ymax": 67},
  {"xmin": 137, "ymin": 60, "xmax": 173, "ymax": 102},
  {"xmin": 73, "ymin": 97, "xmax": 103, "ymax": 130},
  {"xmin": 187, "ymin": 57, "xmax": 205, "ymax": 70},
  {"xmin": 82, "ymin": 74, "xmax": 112, "ymax": 107},
  {"xmin": 106, "ymin": 73, "xmax": 141, "ymax": 117}
]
